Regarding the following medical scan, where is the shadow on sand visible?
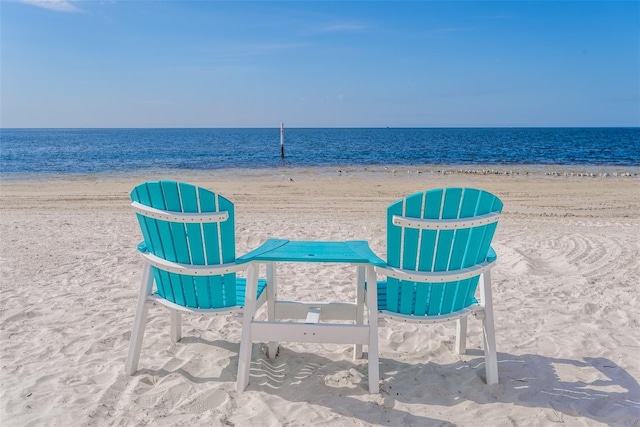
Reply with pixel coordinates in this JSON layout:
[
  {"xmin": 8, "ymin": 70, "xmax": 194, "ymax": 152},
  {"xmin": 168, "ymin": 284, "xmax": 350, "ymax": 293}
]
[
  {"xmin": 251, "ymin": 346, "xmax": 639, "ymax": 425},
  {"xmin": 134, "ymin": 337, "xmax": 639, "ymax": 426}
]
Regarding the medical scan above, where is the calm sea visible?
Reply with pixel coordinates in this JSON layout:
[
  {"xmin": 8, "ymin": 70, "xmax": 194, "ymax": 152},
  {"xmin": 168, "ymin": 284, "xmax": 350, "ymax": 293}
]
[{"xmin": 1, "ymin": 128, "xmax": 638, "ymax": 177}]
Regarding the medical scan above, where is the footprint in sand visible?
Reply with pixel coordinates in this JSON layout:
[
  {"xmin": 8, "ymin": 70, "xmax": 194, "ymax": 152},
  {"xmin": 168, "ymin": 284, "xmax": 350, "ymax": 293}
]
[{"xmin": 324, "ymin": 368, "xmax": 364, "ymax": 388}]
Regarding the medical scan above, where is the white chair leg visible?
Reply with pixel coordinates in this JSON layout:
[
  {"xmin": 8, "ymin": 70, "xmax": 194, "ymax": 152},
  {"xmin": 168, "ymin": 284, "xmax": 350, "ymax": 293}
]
[
  {"xmin": 237, "ymin": 263, "xmax": 259, "ymax": 392},
  {"xmin": 126, "ymin": 263, "xmax": 154, "ymax": 375},
  {"xmin": 479, "ymin": 270, "xmax": 499, "ymax": 385},
  {"xmin": 455, "ymin": 316, "xmax": 468, "ymax": 354},
  {"xmin": 366, "ymin": 265, "xmax": 380, "ymax": 393},
  {"xmin": 170, "ymin": 310, "xmax": 182, "ymax": 343}
]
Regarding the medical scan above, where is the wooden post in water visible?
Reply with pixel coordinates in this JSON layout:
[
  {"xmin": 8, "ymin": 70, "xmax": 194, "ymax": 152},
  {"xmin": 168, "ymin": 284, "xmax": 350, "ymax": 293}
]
[{"xmin": 280, "ymin": 122, "xmax": 285, "ymax": 158}]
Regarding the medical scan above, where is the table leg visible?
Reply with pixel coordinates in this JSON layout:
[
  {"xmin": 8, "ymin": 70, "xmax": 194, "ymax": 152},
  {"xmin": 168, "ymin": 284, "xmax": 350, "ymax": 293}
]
[
  {"xmin": 266, "ymin": 262, "xmax": 279, "ymax": 359},
  {"xmin": 354, "ymin": 265, "xmax": 365, "ymax": 359},
  {"xmin": 366, "ymin": 265, "xmax": 380, "ymax": 393}
]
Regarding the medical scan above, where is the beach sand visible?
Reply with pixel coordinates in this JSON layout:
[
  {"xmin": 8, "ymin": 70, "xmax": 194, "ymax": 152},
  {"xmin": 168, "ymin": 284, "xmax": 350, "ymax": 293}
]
[{"xmin": 1, "ymin": 168, "xmax": 639, "ymax": 426}]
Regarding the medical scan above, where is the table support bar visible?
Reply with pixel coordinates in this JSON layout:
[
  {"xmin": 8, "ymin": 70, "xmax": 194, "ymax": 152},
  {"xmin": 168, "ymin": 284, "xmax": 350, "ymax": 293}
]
[
  {"xmin": 275, "ymin": 301, "xmax": 357, "ymax": 321},
  {"xmin": 251, "ymin": 322, "xmax": 370, "ymax": 345}
]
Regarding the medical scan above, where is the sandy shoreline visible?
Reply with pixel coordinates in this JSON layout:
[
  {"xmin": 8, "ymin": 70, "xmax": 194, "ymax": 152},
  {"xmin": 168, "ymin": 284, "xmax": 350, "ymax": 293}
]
[{"xmin": 1, "ymin": 170, "xmax": 639, "ymax": 426}]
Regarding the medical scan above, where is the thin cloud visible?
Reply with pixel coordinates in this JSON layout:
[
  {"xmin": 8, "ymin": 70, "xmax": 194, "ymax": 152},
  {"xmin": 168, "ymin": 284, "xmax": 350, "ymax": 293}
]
[
  {"xmin": 316, "ymin": 22, "xmax": 370, "ymax": 33},
  {"xmin": 211, "ymin": 42, "xmax": 307, "ymax": 59},
  {"xmin": 428, "ymin": 27, "xmax": 479, "ymax": 34},
  {"xmin": 19, "ymin": 0, "xmax": 80, "ymax": 12},
  {"xmin": 475, "ymin": 14, "xmax": 514, "ymax": 20}
]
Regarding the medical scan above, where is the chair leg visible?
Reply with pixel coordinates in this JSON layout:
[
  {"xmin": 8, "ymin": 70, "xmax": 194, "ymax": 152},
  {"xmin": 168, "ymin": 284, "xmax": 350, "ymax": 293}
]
[
  {"xmin": 455, "ymin": 316, "xmax": 468, "ymax": 354},
  {"xmin": 170, "ymin": 310, "xmax": 182, "ymax": 343},
  {"xmin": 365, "ymin": 265, "xmax": 380, "ymax": 393},
  {"xmin": 479, "ymin": 270, "xmax": 499, "ymax": 385},
  {"xmin": 126, "ymin": 263, "xmax": 154, "ymax": 375},
  {"xmin": 237, "ymin": 263, "xmax": 259, "ymax": 392}
]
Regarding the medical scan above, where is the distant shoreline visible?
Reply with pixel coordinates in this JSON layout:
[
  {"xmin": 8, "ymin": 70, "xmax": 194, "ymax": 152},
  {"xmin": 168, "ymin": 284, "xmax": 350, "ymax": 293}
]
[{"xmin": 1, "ymin": 164, "xmax": 639, "ymax": 184}]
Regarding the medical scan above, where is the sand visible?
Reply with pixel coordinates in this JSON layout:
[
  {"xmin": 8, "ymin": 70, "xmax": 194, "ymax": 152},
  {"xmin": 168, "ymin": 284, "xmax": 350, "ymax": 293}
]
[{"xmin": 1, "ymin": 166, "xmax": 639, "ymax": 426}]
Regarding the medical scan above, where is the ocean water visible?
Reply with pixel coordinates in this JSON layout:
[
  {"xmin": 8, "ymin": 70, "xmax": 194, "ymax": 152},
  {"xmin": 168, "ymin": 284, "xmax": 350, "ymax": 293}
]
[{"xmin": 1, "ymin": 128, "xmax": 638, "ymax": 177}]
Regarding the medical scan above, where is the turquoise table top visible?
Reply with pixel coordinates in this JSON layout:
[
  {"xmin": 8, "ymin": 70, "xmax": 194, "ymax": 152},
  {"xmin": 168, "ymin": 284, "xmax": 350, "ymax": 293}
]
[{"xmin": 237, "ymin": 239, "xmax": 386, "ymax": 266}]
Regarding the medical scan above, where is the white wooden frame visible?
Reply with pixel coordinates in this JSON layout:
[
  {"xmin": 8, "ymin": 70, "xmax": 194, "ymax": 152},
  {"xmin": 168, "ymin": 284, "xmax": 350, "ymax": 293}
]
[
  {"xmin": 131, "ymin": 201, "xmax": 230, "ymax": 223},
  {"xmin": 374, "ymin": 261, "xmax": 499, "ymax": 386},
  {"xmin": 392, "ymin": 211, "xmax": 500, "ymax": 230},
  {"xmin": 237, "ymin": 262, "xmax": 380, "ymax": 394},
  {"xmin": 374, "ymin": 204, "xmax": 501, "ymax": 386},
  {"xmin": 126, "ymin": 201, "xmax": 267, "ymax": 380},
  {"xmin": 126, "ymin": 258, "xmax": 267, "ymax": 376}
]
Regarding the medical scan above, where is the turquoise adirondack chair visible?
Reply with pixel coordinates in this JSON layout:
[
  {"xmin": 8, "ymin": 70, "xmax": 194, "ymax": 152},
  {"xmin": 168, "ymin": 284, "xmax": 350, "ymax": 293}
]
[
  {"xmin": 371, "ymin": 188, "xmax": 502, "ymax": 385},
  {"xmin": 125, "ymin": 181, "xmax": 267, "ymax": 379}
]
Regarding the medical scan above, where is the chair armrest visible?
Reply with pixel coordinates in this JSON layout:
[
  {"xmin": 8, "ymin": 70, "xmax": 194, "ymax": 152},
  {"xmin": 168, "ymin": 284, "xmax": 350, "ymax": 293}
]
[
  {"xmin": 376, "ymin": 259, "xmax": 495, "ymax": 283},
  {"xmin": 487, "ymin": 246, "xmax": 497, "ymax": 263},
  {"xmin": 140, "ymin": 250, "xmax": 248, "ymax": 275}
]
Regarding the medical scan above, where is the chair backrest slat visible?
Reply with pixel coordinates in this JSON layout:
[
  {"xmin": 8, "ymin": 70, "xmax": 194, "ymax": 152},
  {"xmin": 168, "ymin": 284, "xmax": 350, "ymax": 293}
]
[
  {"xmin": 196, "ymin": 188, "xmax": 224, "ymax": 308},
  {"xmin": 131, "ymin": 181, "xmax": 239, "ymax": 310},
  {"xmin": 475, "ymin": 191, "xmax": 503, "ymax": 263},
  {"xmin": 386, "ymin": 201, "xmax": 403, "ymax": 312},
  {"xmin": 158, "ymin": 182, "xmax": 190, "ymax": 307},
  {"xmin": 217, "ymin": 195, "xmax": 238, "ymax": 306},
  {"xmin": 398, "ymin": 193, "xmax": 423, "ymax": 313},
  {"xmin": 199, "ymin": 189, "xmax": 221, "ymax": 265},
  {"xmin": 218, "ymin": 195, "xmax": 236, "ymax": 263},
  {"xmin": 134, "ymin": 182, "xmax": 174, "ymax": 302},
  {"xmin": 384, "ymin": 187, "xmax": 502, "ymax": 317},
  {"xmin": 440, "ymin": 189, "xmax": 480, "ymax": 313},
  {"xmin": 417, "ymin": 189, "xmax": 442, "ymax": 271}
]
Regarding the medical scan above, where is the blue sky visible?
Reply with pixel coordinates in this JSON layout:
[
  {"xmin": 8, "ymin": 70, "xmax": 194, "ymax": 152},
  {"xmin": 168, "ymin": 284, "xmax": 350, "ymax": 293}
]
[{"xmin": 1, "ymin": 1, "xmax": 638, "ymax": 128}]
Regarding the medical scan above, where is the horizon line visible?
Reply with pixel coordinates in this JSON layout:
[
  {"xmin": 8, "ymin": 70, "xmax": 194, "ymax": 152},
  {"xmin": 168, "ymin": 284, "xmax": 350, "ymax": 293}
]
[{"xmin": 2, "ymin": 125, "xmax": 639, "ymax": 130}]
